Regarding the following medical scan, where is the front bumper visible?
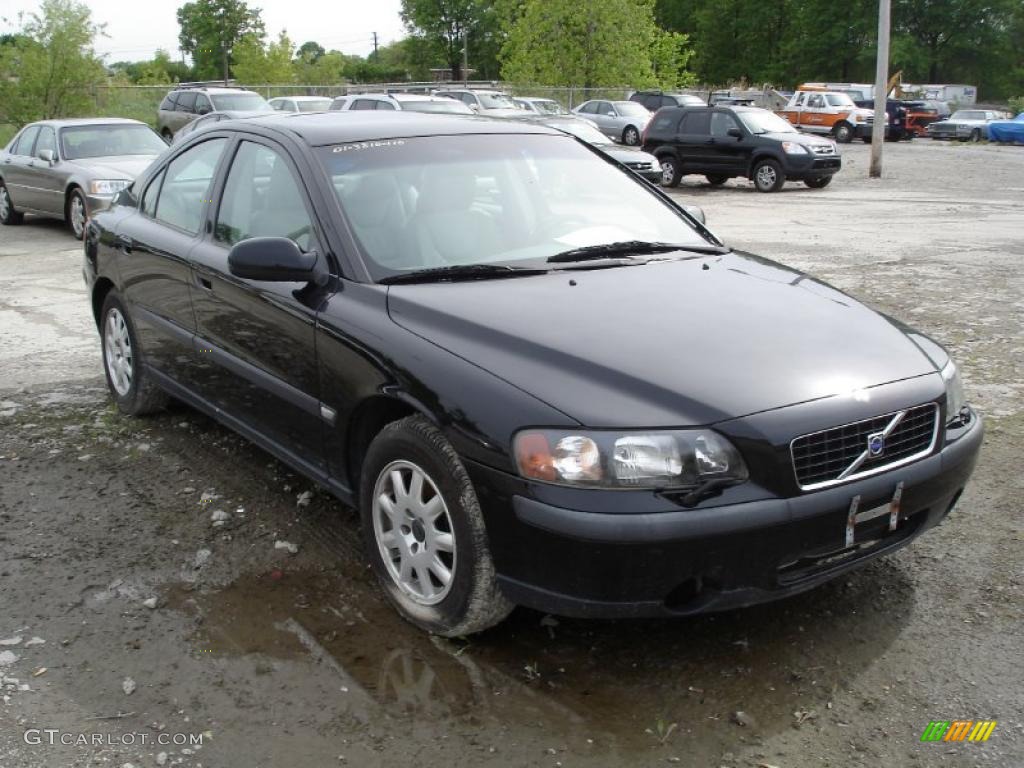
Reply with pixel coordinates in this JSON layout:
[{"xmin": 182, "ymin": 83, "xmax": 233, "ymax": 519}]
[
  {"xmin": 784, "ymin": 151, "xmax": 841, "ymax": 179},
  {"xmin": 468, "ymin": 415, "xmax": 982, "ymax": 619}
]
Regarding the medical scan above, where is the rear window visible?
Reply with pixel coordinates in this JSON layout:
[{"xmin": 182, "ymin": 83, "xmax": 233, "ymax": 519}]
[{"xmin": 160, "ymin": 93, "xmax": 178, "ymax": 111}]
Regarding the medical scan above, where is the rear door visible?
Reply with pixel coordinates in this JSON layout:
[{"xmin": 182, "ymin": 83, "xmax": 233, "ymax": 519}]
[
  {"xmin": 188, "ymin": 135, "xmax": 326, "ymax": 467},
  {"xmin": 3, "ymin": 125, "xmax": 41, "ymax": 209},
  {"xmin": 116, "ymin": 137, "xmax": 229, "ymax": 380},
  {"xmin": 675, "ymin": 109, "xmax": 712, "ymax": 167}
]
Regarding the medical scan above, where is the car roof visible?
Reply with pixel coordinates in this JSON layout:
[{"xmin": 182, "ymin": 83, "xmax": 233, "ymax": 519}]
[
  {"xmin": 223, "ymin": 111, "xmax": 563, "ymax": 146},
  {"xmin": 176, "ymin": 87, "xmax": 255, "ymax": 95},
  {"xmin": 29, "ymin": 118, "xmax": 148, "ymax": 128}
]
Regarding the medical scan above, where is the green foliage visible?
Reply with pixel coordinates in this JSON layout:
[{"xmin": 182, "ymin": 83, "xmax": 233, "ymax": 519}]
[
  {"xmin": 177, "ymin": 0, "xmax": 264, "ymax": 81},
  {"xmin": 401, "ymin": 0, "xmax": 493, "ymax": 80},
  {"xmin": 233, "ymin": 30, "xmax": 295, "ymax": 84},
  {"xmin": 1009, "ymin": 96, "xmax": 1024, "ymax": 115},
  {"xmin": 0, "ymin": 0, "xmax": 106, "ymax": 125},
  {"xmin": 500, "ymin": 0, "xmax": 693, "ymax": 89}
]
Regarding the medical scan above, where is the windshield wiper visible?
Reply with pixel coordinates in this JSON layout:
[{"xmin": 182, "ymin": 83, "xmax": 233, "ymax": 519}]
[
  {"xmin": 379, "ymin": 263, "xmax": 548, "ymax": 285},
  {"xmin": 546, "ymin": 241, "xmax": 729, "ymax": 264}
]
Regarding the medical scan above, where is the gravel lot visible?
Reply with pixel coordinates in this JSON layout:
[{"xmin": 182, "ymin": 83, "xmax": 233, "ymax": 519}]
[{"xmin": 1, "ymin": 140, "xmax": 1022, "ymax": 768}]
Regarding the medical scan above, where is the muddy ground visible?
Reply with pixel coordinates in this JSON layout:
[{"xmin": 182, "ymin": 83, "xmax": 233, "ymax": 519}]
[{"xmin": 1, "ymin": 140, "xmax": 1022, "ymax": 768}]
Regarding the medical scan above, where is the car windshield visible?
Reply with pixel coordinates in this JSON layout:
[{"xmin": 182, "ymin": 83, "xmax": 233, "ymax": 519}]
[
  {"xmin": 210, "ymin": 93, "xmax": 272, "ymax": 111},
  {"xmin": 615, "ymin": 102, "xmax": 649, "ymax": 116},
  {"xmin": 531, "ymin": 100, "xmax": 567, "ymax": 115},
  {"xmin": 737, "ymin": 110, "xmax": 797, "ymax": 134},
  {"xmin": 950, "ymin": 110, "xmax": 985, "ymax": 121},
  {"xmin": 402, "ymin": 100, "xmax": 474, "ymax": 114},
  {"xmin": 317, "ymin": 134, "xmax": 708, "ymax": 280},
  {"xmin": 825, "ymin": 93, "xmax": 855, "ymax": 107},
  {"xmin": 479, "ymin": 93, "xmax": 517, "ymax": 109},
  {"xmin": 550, "ymin": 120, "xmax": 612, "ymax": 145},
  {"xmin": 61, "ymin": 124, "xmax": 167, "ymax": 159},
  {"xmin": 297, "ymin": 99, "xmax": 332, "ymax": 112}
]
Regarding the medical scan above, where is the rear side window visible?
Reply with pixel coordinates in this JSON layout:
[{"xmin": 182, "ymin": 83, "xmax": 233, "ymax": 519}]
[
  {"xmin": 160, "ymin": 93, "xmax": 178, "ymax": 111},
  {"xmin": 650, "ymin": 112, "xmax": 682, "ymax": 133},
  {"xmin": 376, "ymin": 101, "xmax": 396, "ymax": 111},
  {"xmin": 13, "ymin": 126, "xmax": 41, "ymax": 156},
  {"xmin": 642, "ymin": 95, "xmax": 660, "ymax": 111},
  {"xmin": 680, "ymin": 111, "xmax": 711, "ymax": 135},
  {"xmin": 351, "ymin": 99, "xmax": 377, "ymax": 110},
  {"xmin": 807, "ymin": 94, "xmax": 825, "ymax": 108},
  {"xmin": 176, "ymin": 92, "xmax": 198, "ymax": 113},
  {"xmin": 154, "ymin": 138, "xmax": 227, "ymax": 234}
]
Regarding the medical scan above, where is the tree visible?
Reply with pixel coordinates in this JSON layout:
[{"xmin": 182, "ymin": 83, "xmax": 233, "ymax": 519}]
[
  {"xmin": 500, "ymin": 0, "xmax": 694, "ymax": 89},
  {"xmin": 400, "ymin": 0, "xmax": 489, "ymax": 81},
  {"xmin": 0, "ymin": 0, "xmax": 106, "ymax": 125},
  {"xmin": 296, "ymin": 40, "xmax": 325, "ymax": 64},
  {"xmin": 177, "ymin": 0, "xmax": 264, "ymax": 81},
  {"xmin": 232, "ymin": 30, "xmax": 295, "ymax": 84}
]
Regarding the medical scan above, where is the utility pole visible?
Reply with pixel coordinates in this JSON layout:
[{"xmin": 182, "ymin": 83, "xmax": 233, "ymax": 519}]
[
  {"xmin": 372, "ymin": 32, "xmax": 378, "ymax": 56},
  {"xmin": 462, "ymin": 31, "xmax": 468, "ymax": 85},
  {"xmin": 869, "ymin": 0, "xmax": 891, "ymax": 178}
]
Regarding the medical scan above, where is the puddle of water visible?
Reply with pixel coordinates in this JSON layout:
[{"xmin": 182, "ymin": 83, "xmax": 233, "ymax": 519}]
[{"xmin": 164, "ymin": 560, "xmax": 914, "ymax": 762}]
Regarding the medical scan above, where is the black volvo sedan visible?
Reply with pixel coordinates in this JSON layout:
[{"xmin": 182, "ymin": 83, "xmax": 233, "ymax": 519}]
[{"xmin": 83, "ymin": 112, "xmax": 982, "ymax": 636}]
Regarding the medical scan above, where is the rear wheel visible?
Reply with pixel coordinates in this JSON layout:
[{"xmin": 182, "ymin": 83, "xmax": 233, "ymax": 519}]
[
  {"xmin": 360, "ymin": 415, "xmax": 513, "ymax": 636},
  {"xmin": 100, "ymin": 291, "xmax": 168, "ymax": 416},
  {"xmin": 705, "ymin": 174, "xmax": 728, "ymax": 186},
  {"xmin": 659, "ymin": 156, "xmax": 682, "ymax": 187},
  {"xmin": 804, "ymin": 176, "xmax": 833, "ymax": 189},
  {"xmin": 969, "ymin": 128, "xmax": 981, "ymax": 142},
  {"xmin": 0, "ymin": 181, "xmax": 24, "ymax": 225},
  {"xmin": 622, "ymin": 125, "xmax": 640, "ymax": 146},
  {"xmin": 161, "ymin": 127, "xmax": 173, "ymax": 142},
  {"xmin": 753, "ymin": 159, "xmax": 785, "ymax": 193},
  {"xmin": 66, "ymin": 188, "xmax": 87, "ymax": 240},
  {"xmin": 833, "ymin": 122, "xmax": 854, "ymax": 143}
]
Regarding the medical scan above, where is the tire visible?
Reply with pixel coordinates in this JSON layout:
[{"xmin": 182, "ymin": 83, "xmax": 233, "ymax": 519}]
[
  {"xmin": 99, "ymin": 291, "xmax": 168, "ymax": 416},
  {"xmin": 861, "ymin": 137, "xmax": 872, "ymax": 144},
  {"xmin": 752, "ymin": 158, "xmax": 785, "ymax": 193},
  {"xmin": 0, "ymin": 180, "xmax": 24, "ymax": 225},
  {"xmin": 833, "ymin": 122, "xmax": 854, "ymax": 143},
  {"xmin": 658, "ymin": 155, "xmax": 682, "ymax": 188},
  {"xmin": 705, "ymin": 174, "xmax": 728, "ymax": 186},
  {"xmin": 360, "ymin": 415, "xmax": 514, "ymax": 636},
  {"xmin": 804, "ymin": 176, "xmax": 832, "ymax": 189},
  {"xmin": 66, "ymin": 188, "xmax": 88, "ymax": 240},
  {"xmin": 161, "ymin": 127, "xmax": 173, "ymax": 142},
  {"xmin": 969, "ymin": 129, "xmax": 981, "ymax": 143},
  {"xmin": 622, "ymin": 125, "xmax": 640, "ymax": 146}
]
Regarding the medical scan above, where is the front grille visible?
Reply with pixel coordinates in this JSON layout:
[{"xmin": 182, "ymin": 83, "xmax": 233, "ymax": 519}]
[
  {"xmin": 627, "ymin": 162, "xmax": 653, "ymax": 171},
  {"xmin": 791, "ymin": 403, "xmax": 939, "ymax": 490}
]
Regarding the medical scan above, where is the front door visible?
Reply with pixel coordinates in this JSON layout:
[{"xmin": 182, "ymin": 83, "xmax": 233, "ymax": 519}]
[
  {"xmin": 708, "ymin": 111, "xmax": 749, "ymax": 173},
  {"xmin": 24, "ymin": 126, "xmax": 64, "ymax": 215},
  {"xmin": 188, "ymin": 137, "xmax": 325, "ymax": 469}
]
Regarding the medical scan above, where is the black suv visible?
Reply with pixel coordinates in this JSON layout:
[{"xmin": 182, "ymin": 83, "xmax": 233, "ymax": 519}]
[
  {"xmin": 642, "ymin": 106, "xmax": 843, "ymax": 192},
  {"xmin": 630, "ymin": 90, "xmax": 705, "ymax": 111}
]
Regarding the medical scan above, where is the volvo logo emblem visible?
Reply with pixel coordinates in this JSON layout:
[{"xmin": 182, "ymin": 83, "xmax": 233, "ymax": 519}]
[{"xmin": 867, "ymin": 432, "xmax": 886, "ymax": 457}]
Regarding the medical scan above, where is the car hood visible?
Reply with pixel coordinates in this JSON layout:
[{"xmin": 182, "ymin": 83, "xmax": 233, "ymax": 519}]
[
  {"xmin": 759, "ymin": 131, "xmax": 835, "ymax": 148},
  {"xmin": 386, "ymin": 252, "xmax": 940, "ymax": 427},
  {"xmin": 69, "ymin": 155, "xmax": 158, "ymax": 180},
  {"xmin": 602, "ymin": 145, "xmax": 659, "ymax": 164}
]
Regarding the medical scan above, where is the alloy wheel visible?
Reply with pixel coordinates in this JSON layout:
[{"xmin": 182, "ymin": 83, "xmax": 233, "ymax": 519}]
[
  {"xmin": 372, "ymin": 460, "xmax": 456, "ymax": 606},
  {"xmin": 70, "ymin": 194, "xmax": 86, "ymax": 238},
  {"xmin": 756, "ymin": 164, "xmax": 777, "ymax": 189},
  {"xmin": 661, "ymin": 160, "xmax": 676, "ymax": 185},
  {"xmin": 0, "ymin": 187, "xmax": 9, "ymax": 220},
  {"xmin": 104, "ymin": 307, "xmax": 133, "ymax": 396}
]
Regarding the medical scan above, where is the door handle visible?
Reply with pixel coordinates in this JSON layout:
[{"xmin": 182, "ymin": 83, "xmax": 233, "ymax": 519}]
[{"xmin": 116, "ymin": 235, "xmax": 134, "ymax": 253}]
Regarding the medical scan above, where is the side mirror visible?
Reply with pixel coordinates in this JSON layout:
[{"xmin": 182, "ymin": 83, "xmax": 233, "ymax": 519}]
[
  {"xmin": 37, "ymin": 149, "xmax": 56, "ymax": 163},
  {"xmin": 605, "ymin": 110, "xmax": 616, "ymax": 117},
  {"xmin": 228, "ymin": 237, "xmax": 325, "ymax": 284},
  {"xmin": 727, "ymin": 127, "xmax": 742, "ymax": 139},
  {"xmin": 682, "ymin": 204, "xmax": 706, "ymax": 225},
  {"xmin": 197, "ymin": 105, "xmax": 211, "ymax": 115}
]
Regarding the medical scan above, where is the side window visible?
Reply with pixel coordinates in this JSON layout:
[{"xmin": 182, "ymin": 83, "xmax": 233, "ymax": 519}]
[
  {"xmin": 598, "ymin": 101, "xmax": 613, "ymax": 115},
  {"xmin": 643, "ymin": 95, "xmax": 659, "ymax": 111},
  {"xmin": 459, "ymin": 93, "xmax": 476, "ymax": 106},
  {"xmin": 195, "ymin": 94, "xmax": 212, "ymax": 114},
  {"xmin": 807, "ymin": 94, "xmax": 825, "ymax": 109},
  {"xmin": 376, "ymin": 100, "xmax": 396, "ymax": 111},
  {"xmin": 794, "ymin": 93, "xmax": 806, "ymax": 106},
  {"xmin": 154, "ymin": 139, "xmax": 227, "ymax": 235},
  {"xmin": 160, "ymin": 93, "xmax": 177, "ymax": 111},
  {"xmin": 352, "ymin": 99, "xmax": 376, "ymax": 110},
  {"xmin": 176, "ymin": 92, "xmax": 197, "ymax": 113},
  {"xmin": 13, "ymin": 126, "xmax": 41, "ymax": 156},
  {"xmin": 35, "ymin": 127, "xmax": 57, "ymax": 157},
  {"xmin": 680, "ymin": 110, "xmax": 711, "ymax": 135},
  {"xmin": 578, "ymin": 102, "xmax": 594, "ymax": 114},
  {"xmin": 215, "ymin": 141, "xmax": 314, "ymax": 252},
  {"xmin": 710, "ymin": 112, "xmax": 739, "ymax": 137},
  {"xmin": 141, "ymin": 170, "xmax": 165, "ymax": 217}
]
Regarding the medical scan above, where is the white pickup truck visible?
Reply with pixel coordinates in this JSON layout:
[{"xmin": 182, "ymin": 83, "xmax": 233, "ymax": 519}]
[{"xmin": 776, "ymin": 90, "xmax": 875, "ymax": 143}]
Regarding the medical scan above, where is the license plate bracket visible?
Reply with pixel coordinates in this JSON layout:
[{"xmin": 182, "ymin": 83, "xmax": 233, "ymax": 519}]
[{"xmin": 845, "ymin": 481, "xmax": 905, "ymax": 547}]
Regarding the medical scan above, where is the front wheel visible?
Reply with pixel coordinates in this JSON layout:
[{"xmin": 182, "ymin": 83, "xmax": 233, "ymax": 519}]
[
  {"xmin": 622, "ymin": 125, "xmax": 640, "ymax": 146},
  {"xmin": 833, "ymin": 122, "xmax": 854, "ymax": 143},
  {"xmin": 969, "ymin": 129, "xmax": 981, "ymax": 142},
  {"xmin": 100, "ymin": 291, "xmax": 168, "ymax": 416},
  {"xmin": 67, "ymin": 188, "xmax": 88, "ymax": 240},
  {"xmin": 753, "ymin": 159, "xmax": 785, "ymax": 192},
  {"xmin": 659, "ymin": 156, "xmax": 682, "ymax": 187},
  {"xmin": 0, "ymin": 181, "xmax": 24, "ymax": 225},
  {"xmin": 360, "ymin": 415, "xmax": 514, "ymax": 636},
  {"xmin": 804, "ymin": 176, "xmax": 833, "ymax": 189}
]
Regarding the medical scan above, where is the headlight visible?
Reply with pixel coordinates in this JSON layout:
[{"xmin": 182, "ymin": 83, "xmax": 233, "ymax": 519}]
[
  {"xmin": 941, "ymin": 361, "xmax": 968, "ymax": 425},
  {"xmin": 89, "ymin": 180, "xmax": 131, "ymax": 196},
  {"xmin": 781, "ymin": 141, "xmax": 808, "ymax": 155},
  {"xmin": 513, "ymin": 429, "xmax": 748, "ymax": 489}
]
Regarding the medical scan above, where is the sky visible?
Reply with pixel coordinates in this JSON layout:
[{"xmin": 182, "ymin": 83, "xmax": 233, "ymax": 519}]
[{"xmin": 0, "ymin": 0, "xmax": 408, "ymax": 62}]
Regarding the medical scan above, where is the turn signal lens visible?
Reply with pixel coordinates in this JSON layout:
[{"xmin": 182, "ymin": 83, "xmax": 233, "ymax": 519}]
[{"xmin": 513, "ymin": 432, "xmax": 556, "ymax": 481}]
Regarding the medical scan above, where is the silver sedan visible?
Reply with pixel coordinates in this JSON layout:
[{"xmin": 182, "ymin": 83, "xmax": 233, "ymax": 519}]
[
  {"xmin": 571, "ymin": 100, "xmax": 651, "ymax": 145},
  {"xmin": 0, "ymin": 118, "xmax": 167, "ymax": 239}
]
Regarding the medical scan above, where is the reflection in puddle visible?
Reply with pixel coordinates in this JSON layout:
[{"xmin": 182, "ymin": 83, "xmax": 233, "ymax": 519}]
[{"xmin": 166, "ymin": 561, "xmax": 913, "ymax": 762}]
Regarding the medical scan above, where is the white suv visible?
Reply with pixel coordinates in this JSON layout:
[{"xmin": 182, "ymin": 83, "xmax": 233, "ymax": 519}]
[
  {"xmin": 329, "ymin": 93, "xmax": 474, "ymax": 115},
  {"xmin": 433, "ymin": 89, "xmax": 525, "ymax": 117}
]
